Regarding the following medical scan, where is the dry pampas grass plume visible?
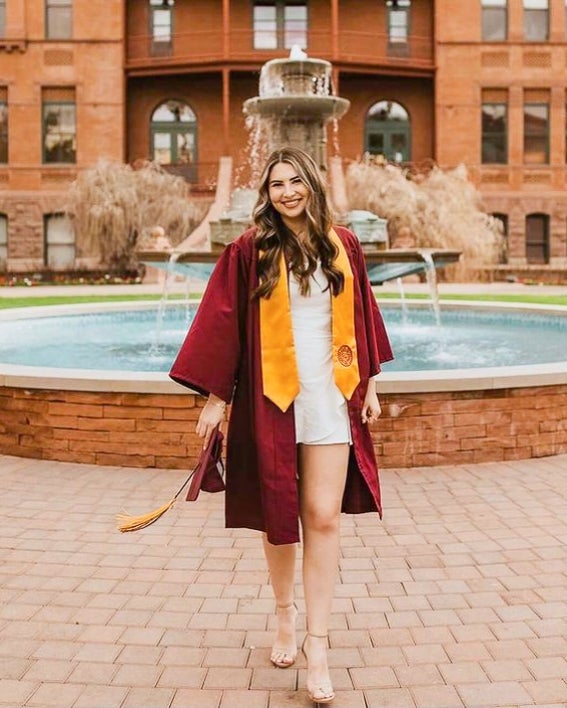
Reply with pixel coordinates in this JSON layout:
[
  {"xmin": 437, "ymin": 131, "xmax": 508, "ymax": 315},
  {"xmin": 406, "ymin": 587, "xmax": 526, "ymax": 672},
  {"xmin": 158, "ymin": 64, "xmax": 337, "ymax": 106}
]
[{"xmin": 346, "ymin": 158, "xmax": 503, "ymax": 281}]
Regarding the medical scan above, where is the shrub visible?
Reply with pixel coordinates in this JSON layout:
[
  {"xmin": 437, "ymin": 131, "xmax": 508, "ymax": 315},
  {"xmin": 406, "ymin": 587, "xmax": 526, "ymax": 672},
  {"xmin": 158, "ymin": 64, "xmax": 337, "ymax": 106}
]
[
  {"xmin": 346, "ymin": 158, "xmax": 503, "ymax": 280},
  {"xmin": 66, "ymin": 160, "xmax": 203, "ymax": 269}
]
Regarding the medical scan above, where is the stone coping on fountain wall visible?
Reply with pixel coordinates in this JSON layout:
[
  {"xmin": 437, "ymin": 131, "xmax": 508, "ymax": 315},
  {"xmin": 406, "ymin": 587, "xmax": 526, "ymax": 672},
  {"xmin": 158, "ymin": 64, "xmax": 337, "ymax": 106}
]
[{"xmin": 2, "ymin": 360, "xmax": 567, "ymax": 395}]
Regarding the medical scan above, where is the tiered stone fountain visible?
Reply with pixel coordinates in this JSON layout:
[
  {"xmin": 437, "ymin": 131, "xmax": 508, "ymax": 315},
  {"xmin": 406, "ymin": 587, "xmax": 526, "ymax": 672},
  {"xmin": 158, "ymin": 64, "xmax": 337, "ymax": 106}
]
[
  {"xmin": 137, "ymin": 46, "xmax": 460, "ymax": 282},
  {"xmin": 243, "ymin": 45, "xmax": 350, "ymax": 171}
]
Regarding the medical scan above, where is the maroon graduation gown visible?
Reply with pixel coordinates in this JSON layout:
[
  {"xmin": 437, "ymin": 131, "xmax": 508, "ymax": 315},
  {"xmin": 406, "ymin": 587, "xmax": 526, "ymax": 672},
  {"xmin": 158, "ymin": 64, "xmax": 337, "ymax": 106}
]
[{"xmin": 170, "ymin": 225, "xmax": 394, "ymax": 545}]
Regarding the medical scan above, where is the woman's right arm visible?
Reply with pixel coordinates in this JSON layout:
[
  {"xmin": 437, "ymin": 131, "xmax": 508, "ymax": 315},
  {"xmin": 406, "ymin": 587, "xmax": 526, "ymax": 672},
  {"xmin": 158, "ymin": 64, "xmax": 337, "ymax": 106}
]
[{"xmin": 169, "ymin": 239, "xmax": 251, "ymax": 436}]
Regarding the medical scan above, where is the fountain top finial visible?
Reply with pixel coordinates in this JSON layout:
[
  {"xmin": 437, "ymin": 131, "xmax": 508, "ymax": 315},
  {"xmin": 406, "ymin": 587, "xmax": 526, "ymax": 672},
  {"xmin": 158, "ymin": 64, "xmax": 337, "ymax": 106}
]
[{"xmin": 289, "ymin": 44, "xmax": 308, "ymax": 60}]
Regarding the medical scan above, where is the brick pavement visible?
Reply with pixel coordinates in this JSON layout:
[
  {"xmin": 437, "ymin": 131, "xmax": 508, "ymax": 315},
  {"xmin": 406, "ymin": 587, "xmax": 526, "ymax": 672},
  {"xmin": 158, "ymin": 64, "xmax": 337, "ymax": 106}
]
[{"xmin": 0, "ymin": 453, "xmax": 566, "ymax": 708}]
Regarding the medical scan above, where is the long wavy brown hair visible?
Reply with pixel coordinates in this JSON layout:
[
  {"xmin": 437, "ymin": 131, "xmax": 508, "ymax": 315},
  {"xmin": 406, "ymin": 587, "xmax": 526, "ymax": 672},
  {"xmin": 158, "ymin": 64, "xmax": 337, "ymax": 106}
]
[{"xmin": 252, "ymin": 147, "xmax": 345, "ymax": 299}]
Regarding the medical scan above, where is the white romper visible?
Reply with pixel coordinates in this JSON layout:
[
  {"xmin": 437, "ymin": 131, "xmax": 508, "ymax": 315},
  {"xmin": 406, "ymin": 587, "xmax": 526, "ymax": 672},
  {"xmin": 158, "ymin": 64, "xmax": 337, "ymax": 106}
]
[{"xmin": 289, "ymin": 262, "xmax": 352, "ymax": 445}]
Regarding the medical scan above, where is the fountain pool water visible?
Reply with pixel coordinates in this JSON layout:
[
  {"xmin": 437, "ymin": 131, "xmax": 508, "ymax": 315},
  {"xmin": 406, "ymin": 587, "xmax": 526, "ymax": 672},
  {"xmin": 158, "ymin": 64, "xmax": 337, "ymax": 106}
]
[
  {"xmin": 1, "ymin": 301, "xmax": 566, "ymax": 470},
  {"xmin": 1, "ymin": 304, "xmax": 567, "ymax": 373}
]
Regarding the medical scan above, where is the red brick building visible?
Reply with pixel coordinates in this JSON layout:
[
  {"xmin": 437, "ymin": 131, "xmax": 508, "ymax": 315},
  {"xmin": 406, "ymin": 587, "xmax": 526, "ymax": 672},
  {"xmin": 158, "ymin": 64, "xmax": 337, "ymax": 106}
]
[
  {"xmin": 0, "ymin": 0, "xmax": 124, "ymax": 272},
  {"xmin": 1, "ymin": 0, "xmax": 566, "ymax": 277}
]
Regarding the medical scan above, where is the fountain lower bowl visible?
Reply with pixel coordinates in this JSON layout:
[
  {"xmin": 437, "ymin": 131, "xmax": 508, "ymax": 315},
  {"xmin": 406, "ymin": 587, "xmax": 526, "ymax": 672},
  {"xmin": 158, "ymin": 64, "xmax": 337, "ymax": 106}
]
[
  {"xmin": 1, "ymin": 301, "xmax": 566, "ymax": 470},
  {"xmin": 139, "ymin": 248, "xmax": 463, "ymax": 285}
]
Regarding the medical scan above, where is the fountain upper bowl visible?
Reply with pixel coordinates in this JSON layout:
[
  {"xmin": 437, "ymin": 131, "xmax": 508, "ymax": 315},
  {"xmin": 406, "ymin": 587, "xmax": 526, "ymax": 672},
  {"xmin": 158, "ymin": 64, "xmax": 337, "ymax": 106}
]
[{"xmin": 243, "ymin": 95, "xmax": 350, "ymax": 120}]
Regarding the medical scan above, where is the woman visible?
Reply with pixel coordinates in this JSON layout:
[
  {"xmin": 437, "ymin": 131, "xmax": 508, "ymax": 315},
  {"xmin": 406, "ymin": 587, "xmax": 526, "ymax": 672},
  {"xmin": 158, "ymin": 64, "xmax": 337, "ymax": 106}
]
[{"xmin": 170, "ymin": 146, "xmax": 393, "ymax": 704}]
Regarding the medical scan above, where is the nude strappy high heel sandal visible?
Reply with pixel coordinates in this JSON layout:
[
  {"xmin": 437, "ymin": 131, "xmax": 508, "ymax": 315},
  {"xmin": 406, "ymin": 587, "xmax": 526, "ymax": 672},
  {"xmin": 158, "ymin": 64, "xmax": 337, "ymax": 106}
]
[
  {"xmin": 301, "ymin": 632, "xmax": 335, "ymax": 704},
  {"xmin": 270, "ymin": 602, "xmax": 298, "ymax": 668}
]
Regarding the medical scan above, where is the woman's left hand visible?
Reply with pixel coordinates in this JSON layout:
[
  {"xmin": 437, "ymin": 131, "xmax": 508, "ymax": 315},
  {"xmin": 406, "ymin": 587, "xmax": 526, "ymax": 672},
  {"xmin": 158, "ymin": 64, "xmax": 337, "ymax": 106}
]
[
  {"xmin": 196, "ymin": 396, "xmax": 226, "ymax": 449},
  {"xmin": 361, "ymin": 382, "xmax": 382, "ymax": 425}
]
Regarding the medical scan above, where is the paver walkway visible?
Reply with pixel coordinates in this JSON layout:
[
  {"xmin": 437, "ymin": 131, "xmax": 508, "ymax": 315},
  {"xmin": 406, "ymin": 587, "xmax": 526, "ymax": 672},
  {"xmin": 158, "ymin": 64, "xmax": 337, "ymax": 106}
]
[{"xmin": 0, "ymin": 453, "xmax": 566, "ymax": 708}]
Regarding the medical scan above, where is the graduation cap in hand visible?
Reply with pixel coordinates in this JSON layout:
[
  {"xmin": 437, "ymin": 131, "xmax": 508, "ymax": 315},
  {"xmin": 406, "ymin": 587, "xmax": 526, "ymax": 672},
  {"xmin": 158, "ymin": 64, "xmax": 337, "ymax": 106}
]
[{"xmin": 117, "ymin": 427, "xmax": 225, "ymax": 532}]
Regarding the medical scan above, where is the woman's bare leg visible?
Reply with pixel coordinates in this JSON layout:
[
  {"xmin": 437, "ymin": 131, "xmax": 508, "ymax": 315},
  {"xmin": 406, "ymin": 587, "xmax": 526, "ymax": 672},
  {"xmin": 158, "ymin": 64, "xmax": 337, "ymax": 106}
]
[
  {"xmin": 299, "ymin": 442, "xmax": 349, "ymax": 700},
  {"xmin": 262, "ymin": 535, "xmax": 298, "ymax": 667}
]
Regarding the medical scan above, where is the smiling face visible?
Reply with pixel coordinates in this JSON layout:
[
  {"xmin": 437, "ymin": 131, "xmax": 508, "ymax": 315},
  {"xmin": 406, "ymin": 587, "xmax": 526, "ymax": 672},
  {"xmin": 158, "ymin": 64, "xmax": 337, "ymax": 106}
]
[{"xmin": 267, "ymin": 161, "xmax": 310, "ymax": 232}]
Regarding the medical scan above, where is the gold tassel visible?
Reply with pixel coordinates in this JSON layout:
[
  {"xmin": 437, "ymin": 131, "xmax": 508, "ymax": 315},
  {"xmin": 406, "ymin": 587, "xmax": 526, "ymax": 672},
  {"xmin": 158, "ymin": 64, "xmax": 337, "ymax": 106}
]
[
  {"xmin": 117, "ymin": 426, "xmax": 221, "ymax": 533},
  {"xmin": 116, "ymin": 498, "xmax": 177, "ymax": 532},
  {"xmin": 116, "ymin": 462, "xmax": 199, "ymax": 532}
]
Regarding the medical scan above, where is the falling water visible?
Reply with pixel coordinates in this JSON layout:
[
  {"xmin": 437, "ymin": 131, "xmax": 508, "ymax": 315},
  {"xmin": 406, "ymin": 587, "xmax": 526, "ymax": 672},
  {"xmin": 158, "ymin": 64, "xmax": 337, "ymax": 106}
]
[
  {"xmin": 395, "ymin": 277, "xmax": 409, "ymax": 325},
  {"xmin": 313, "ymin": 72, "xmax": 331, "ymax": 96},
  {"xmin": 420, "ymin": 249, "xmax": 442, "ymax": 325},
  {"xmin": 183, "ymin": 271, "xmax": 193, "ymax": 326},
  {"xmin": 330, "ymin": 117, "xmax": 341, "ymax": 157},
  {"xmin": 238, "ymin": 114, "xmax": 268, "ymax": 188},
  {"xmin": 150, "ymin": 251, "xmax": 180, "ymax": 354},
  {"xmin": 259, "ymin": 63, "xmax": 285, "ymax": 97}
]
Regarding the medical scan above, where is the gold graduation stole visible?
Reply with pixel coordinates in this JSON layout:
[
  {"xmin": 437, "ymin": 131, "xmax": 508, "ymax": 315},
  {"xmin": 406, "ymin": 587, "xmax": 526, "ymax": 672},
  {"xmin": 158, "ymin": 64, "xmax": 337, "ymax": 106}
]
[{"xmin": 259, "ymin": 228, "xmax": 360, "ymax": 412}]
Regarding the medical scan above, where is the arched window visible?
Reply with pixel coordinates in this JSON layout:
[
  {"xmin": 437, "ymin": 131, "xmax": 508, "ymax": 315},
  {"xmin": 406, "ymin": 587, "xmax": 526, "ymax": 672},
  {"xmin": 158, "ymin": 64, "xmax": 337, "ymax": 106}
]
[
  {"xmin": 44, "ymin": 213, "xmax": 75, "ymax": 269},
  {"xmin": 525, "ymin": 213, "xmax": 549, "ymax": 264},
  {"xmin": 0, "ymin": 213, "xmax": 7, "ymax": 268},
  {"xmin": 364, "ymin": 100, "xmax": 410, "ymax": 162},
  {"xmin": 150, "ymin": 100, "xmax": 197, "ymax": 180}
]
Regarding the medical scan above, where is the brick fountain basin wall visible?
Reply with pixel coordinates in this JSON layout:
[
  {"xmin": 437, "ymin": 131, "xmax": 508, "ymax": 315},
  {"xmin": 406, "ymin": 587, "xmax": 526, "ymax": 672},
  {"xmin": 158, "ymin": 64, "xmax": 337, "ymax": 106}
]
[{"xmin": 1, "ymin": 361, "xmax": 566, "ymax": 469}]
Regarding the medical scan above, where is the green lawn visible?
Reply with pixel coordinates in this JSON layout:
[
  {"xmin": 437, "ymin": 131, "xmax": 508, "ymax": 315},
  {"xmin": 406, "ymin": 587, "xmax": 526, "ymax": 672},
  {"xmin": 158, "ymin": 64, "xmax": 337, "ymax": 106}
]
[
  {"xmin": 377, "ymin": 292, "xmax": 567, "ymax": 306},
  {"xmin": 1, "ymin": 290, "xmax": 566, "ymax": 309},
  {"xmin": 0, "ymin": 293, "xmax": 198, "ymax": 310}
]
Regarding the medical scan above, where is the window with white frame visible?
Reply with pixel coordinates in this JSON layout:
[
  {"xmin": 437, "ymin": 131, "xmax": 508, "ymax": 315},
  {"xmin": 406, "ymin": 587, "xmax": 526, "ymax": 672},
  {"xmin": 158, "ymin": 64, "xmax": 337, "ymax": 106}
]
[
  {"xmin": 524, "ymin": 0, "xmax": 548, "ymax": 41},
  {"xmin": 253, "ymin": 1, "xmax": 307, "ymax": 50},
  {"xmin": 0, "ymin": 94, "xmax": 7, "ymax": 164},
  {"xmin": 386, "ymin": 0, "xmax": 411, "ymax": 44},
  {"xmin": 365, "ymin": 100, "xmax": 411, "ymax": 162},
  {"xmin": 492, "ymin": 212, "xmax": 508, "ymax": 263},
  {"xmin": 151, "ymin": 100, "xmax": 197, "ymax": 168},
  {"xmin": 0, "ymin": 214, "xmax": 7, "ymax": 267},
  {"xmin": 482, "ymin": 102, "xmax": 508, "ymax": 164},
  {"xmin": 0, "ymin": 0, "xmax": 6, "ymax": 37},
  {"xmin": 481, "ymin": 0, "xmax": 507, "ymax": 41},
  {"xmin": 42, "ymin": 88, "xmax": 76, "ymax": 164},
  {"xmin": 525, "ymin": 213, "xmax": 549, "ymax": 263},
  {"xmin": 45, "ymin": 0, "xmax": 72, "ymax": 40},
  {"xmin": 524, "ymin": 102, "xmax": 549, "ymax": 164},
  {"xmin": 44, "ymin": 214, "xmax": 75, "ymax": 269},
  {"xmin": 150, "ymin": 0, "xmax": 174, "ymax": 56}
]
